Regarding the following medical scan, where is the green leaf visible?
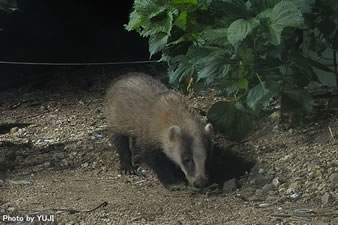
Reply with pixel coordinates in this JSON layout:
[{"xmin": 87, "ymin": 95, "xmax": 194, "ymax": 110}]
[
  {"xmin": 125, "ymin": 9, "xmax": 141, "ymax": 31},
  {"xmin": 282, "ymin": 88, "xmax": 314, "ymax": 114},
  {"xmin": 197, "ymin": 56, "xmax": 231, "ymax": 82},
  {"xmin": 271, "ymin": 1, "xmax": 304, "ymax": 28},
  {"xmin": 168, "ymin": 55, "xmax": 195, "ymax": 86},
  {"xmin": 171, "ymin": 0, "xmax": 197, "ymax": 4},
  {"xmin": 308, "ymin": 58, "xmax": 334, "ymax": 73},
  {"xmin": 210, "ymin": 0, "xmax": 249, "ymax": 19},
  {"xmin": 149, "ymin": 33, "xmax": 169, "ymax": 57},
  {"xmin": 227, "ymin": 18, "xmax": 259, "ymax": 47},
  {"xmin": 207, "ymin": 101, "xmax": 251, "ymax": 141},
  {"xmin": 268, "ymin": 0, "xmax": 304, "ymax": 45},
  {"xmin": 235, "ymin": 78, "xmax": 248, "ymax": 89},
  {"xmin": 135, "ymin": 0, "xmax": 167, "ymax": 18},
  {"xmin": 141, "ymin": 9, "xmax": 175, "ymax": 36},
  {"xmin": 251, "ymin": 0, "xmax": 281, "ymax": 12},
  {"xmin": 247, "ymin": 81, "xmax": 279, "ymax": 111},
  {"xmin": 287, "ymin": 53, "xmax": 316, "ymax": 87},
  {"xmin": 175, "ymin": 11, "xmax": 187, "ymax": 31},
  {"xmin": 203, "ymin": 28, "xmax": 229, "ymax": 46},
  {"xmin": 293, "ymin": 0, "xmax": 314, "ymax": 14}
]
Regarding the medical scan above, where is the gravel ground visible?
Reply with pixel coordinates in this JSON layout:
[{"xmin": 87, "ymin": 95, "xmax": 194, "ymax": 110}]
[{"xmin": 0, "ymin": 70, "xmax": 337, "ymax": 224}]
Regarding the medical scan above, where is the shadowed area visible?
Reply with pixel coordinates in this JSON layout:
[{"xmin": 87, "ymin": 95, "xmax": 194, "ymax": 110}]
[{"xmin": 141, "ymin": 144, "xmax": 255, "ymax": 188}]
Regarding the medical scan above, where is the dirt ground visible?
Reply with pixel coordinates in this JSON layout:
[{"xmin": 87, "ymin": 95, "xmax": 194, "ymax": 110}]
[{"xmin": 0, "ymin": 68, "xmax": 337, "ymax": 225}]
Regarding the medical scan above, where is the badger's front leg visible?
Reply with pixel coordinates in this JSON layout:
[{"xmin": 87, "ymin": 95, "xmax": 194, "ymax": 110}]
[{"xmin": 111, "ymin": 134, "xmax": 135, "ymax": 174}]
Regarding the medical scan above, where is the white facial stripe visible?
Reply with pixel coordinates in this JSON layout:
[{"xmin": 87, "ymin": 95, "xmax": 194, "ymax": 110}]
[{"xmin": 191, "ymin": 139, "xmax": 207, "ymax": 180}]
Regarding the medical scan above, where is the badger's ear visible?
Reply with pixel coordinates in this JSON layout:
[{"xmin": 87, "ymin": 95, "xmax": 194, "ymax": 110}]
[
  {"xmin": 204, "ymin": 123, "xmax": 213, "ymax": 136},
  {"xmin": 168, "ymin": 125, "xmax": 182, "ymax": 142}
]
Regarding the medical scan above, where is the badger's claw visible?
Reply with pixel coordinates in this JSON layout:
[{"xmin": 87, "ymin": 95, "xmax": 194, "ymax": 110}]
[{"xmin": 120, "ymin": 165, "xmax": 136, "ymax": 175}]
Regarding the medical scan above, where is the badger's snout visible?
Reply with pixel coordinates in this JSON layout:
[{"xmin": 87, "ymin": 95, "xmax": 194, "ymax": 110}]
[{"xmin": 193, "ymin": 176, "xmax": 208, "ymax": 188}]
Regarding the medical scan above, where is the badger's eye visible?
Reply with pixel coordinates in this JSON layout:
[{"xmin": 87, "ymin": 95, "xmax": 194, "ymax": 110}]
[{"xmin": 183, "ymin": 157, "xmax": 192, "ymax": 165}]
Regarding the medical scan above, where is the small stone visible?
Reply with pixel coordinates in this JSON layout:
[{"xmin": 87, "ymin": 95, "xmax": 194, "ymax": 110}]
[
  {"xmin": 247, "ymin": 195, "xmax": 264, "ymax": 201},
  {"xmin": 329, "ymin": 160, "xmax": 338, "ymax": 167},
  {"xmin": 258, "ymin": 203, "xmax": 271, "ymax": 208},
  {"xmin": 269, "ymin": 111, "xmax": 280, "ymax": 123},
  {"xmin": 7, "ymin": 207, "xmax": 15, "ymax": 212},
  {"xmin": 42, "ymin": 161, "xmax": 50, "ymax": 168},
  {"xmin": 81, "ymin": 162, "xmax": 89, "ymax": 168},
  {"xmin": 61, "ymin": 159, "xmax": 70, "ymax": 167},
  {"xmin": 289, "ymin": 182, "xmax": 299, "ymax": 191},
  {"xmin": 272, "ymin": 177, "xmax": 280, "ymax": 187},
  {"xmin": 15, "ymin": 155, "xmax": 24, "ymax": 162},
  {"xmin": 255, "ymin": 189, "xmax": 263, "ymax": 196},
  {"xmin": 9, "ymin": 180, "xmax": 32, "ymax": 185},
  {"xmin": 262, "ymin": 183, "xmax": 274, "ymax": 192},
  {"xmin": 88, "ymin": 144, "xmax": 95, "ymax": 150},
  {"xmin": 290, "ymin": 193, "xmax": 300, "ymax": 200},
  {"xmin": 286, "ymin": 187, "xmax": 294, "ymax": 194},
  {"xmin": 329, "ymin": 173, "xmax": 338, "ymax": 184},
  {"xmin": 258, "ymin": 168, "xmax": 265, "ymax": 174},
  {"xmin": 254, "ymin": 174, "xmax": 272, "ymax": 187},
  {"xmin": 249, "ymin": 179, "xmax": 256, "ymax": 185},
  {"xmin": 223, "ymin": 178, "xmax": 238, "ymax": 193},
  {"xmin": 9, "ymin": 127, "xmax": 19, "ymax": 134},
  {"xmin": 272, "ymin": 125, "xmax": 280, "ymax": 132},
  {"xmin": 321, "ymin": 193, "xmax": 332, "ymax": 205},
  {"xmin": 53, "ymin": 152, "xmax": 65, "ymax": 160}
]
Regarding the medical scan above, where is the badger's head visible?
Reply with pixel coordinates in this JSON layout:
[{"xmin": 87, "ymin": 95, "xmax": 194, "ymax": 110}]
[{"xmin": 163, "ymin": 123, "xmax": 214, "ymax": 188}]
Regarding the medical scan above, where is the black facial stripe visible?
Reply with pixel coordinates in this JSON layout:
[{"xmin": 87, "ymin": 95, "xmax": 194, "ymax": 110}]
[{"xmin": 181, "ymin": 134, "xmax": 195, "ymax": 176}]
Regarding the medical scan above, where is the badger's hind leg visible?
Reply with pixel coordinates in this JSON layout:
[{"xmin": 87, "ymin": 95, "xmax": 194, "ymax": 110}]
[{"xmin": 111, "ymin": 134, "xmax": 135, "ymax": 174}]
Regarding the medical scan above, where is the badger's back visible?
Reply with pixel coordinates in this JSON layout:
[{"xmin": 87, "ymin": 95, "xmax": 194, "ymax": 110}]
[{"xmin": 104, "ymin": 73, "xmax": 202, "ymax": 146}]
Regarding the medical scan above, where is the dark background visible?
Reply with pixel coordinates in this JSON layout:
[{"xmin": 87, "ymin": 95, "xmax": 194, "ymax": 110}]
[{"xmin": 0, "ymin": 0, "xmax": 151, "ymax": 90}]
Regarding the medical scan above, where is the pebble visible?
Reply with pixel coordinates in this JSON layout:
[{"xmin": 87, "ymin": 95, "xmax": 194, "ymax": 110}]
[
  {"xmin": 9, "ymin": 180, "xmax": 32, "ymax": 185},
  {"xmin": 262, "ymin": 183, "xmax": 274, "ymax": 192},
  {"xmin": 290, "ymin": 193, "xmax": 300, "ymax": 200},
  {"xmin": 272, "ymin": 177, "xmax": 280, "ymax": 187},
  {"xmin": 81, "ymin": 162, "xmax": 89, "ymax": 168},
  {"xmin": 61, "ymin": 159, "xmax": 70, "ymax": 167},
  {"xmin": 254, "ymin": 174, "xmax": 272, "ymax": 187},
  {"xmin": 53, "ymin": 152, "xmax": 65, "ymax": 160},
  {"xmin": 15, "ymin": 155, "xmax": 24, "ymax": 162},
  {"xmin": 258, "ymin": 168, "xmax": 265, "ymax": 174},
  {"xmin": 9, "ymin": 127, "xmax": 19, "ymax": 134},
  {"xmin": 223, "ymin": 178, "xmax": 238, "ymax": 193},
  {"xmin": 289, "ymin": 182, "xmax": 300, "ymax": 191},
  {"xmin": 7, "ymin": 207, "xmax": 15, "ymax": 212},
  {"xmin": 328, "ymin": 173, "xmax": 338, "ymax": 184},
  {"xmin": 321, "ymin": 193, "xmax": 331, "ymax": 205},
  {"xmin": 269, "ymin": 111, "xmax": 280, "ymax": 123},
  {"xmin": 286, "ymin": 187, "xmax": 294, "ymax": 194},
  {"xmin": 42, "ymin": 161, "xmax": 51, "ymax": 168}
]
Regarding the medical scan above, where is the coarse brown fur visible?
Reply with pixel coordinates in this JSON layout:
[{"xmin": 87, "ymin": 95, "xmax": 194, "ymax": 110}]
[{"xmin": 104, "ymin": 72, "xmax": 213, "ymax": 188}]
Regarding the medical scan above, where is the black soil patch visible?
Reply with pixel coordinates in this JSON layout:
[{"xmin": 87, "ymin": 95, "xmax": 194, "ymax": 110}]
[
  {"xmin": 210, "ymin": 144, "xmax": 255, "ymax": 187},
  {"xmin": 0, "ymin": 123, "xmax": 31, "ymax": 134},
  {"xmin": 141, "ymin": 144, "xmax": 255, "ymax": 189}
]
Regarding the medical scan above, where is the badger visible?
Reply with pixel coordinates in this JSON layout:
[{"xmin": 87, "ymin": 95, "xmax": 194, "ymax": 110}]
[{"xmin": 104, "ymin": 73, "xmax": 213, "ymax": 188}]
